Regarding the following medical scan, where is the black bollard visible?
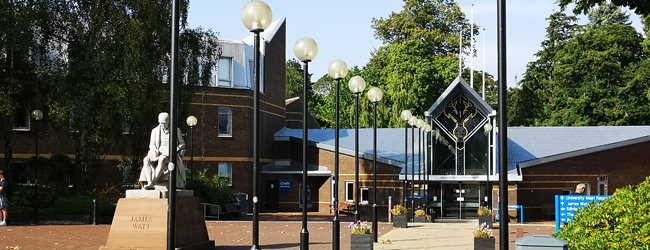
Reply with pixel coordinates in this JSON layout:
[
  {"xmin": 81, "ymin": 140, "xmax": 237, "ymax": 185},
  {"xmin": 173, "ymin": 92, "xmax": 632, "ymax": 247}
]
[{"xmin": 93, "ymin": 199, "xmax": 98, "ymax": 225}]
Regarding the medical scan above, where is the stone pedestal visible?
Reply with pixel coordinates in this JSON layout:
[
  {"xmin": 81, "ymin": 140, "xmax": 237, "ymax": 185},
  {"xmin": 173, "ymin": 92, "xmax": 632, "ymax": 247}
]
[{"xmin": 99, "ymin": 192, "xmax": 214, "ymax": 250}]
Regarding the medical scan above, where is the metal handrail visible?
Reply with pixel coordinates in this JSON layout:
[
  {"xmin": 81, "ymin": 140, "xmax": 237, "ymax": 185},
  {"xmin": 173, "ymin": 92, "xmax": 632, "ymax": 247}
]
[{"xmin": 201, "ymin": 203, "xmax": 220, "ymax": 221}]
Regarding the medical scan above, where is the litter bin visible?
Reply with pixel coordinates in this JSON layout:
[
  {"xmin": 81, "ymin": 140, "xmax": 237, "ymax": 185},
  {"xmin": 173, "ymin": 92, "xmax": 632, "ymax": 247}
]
[
  {"xmin": 235, "ymin": 192, "xmax": 248, "ymax": 217},
  {"xmin": 516, "ymin": 235, "xmax": 568, "ymax": 250}
]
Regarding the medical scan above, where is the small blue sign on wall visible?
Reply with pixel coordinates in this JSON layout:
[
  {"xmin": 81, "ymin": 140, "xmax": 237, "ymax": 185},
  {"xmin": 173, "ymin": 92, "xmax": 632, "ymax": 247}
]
[{"xmin": 279, "ymin": 180, "xmax": 291, "ymax": 192}]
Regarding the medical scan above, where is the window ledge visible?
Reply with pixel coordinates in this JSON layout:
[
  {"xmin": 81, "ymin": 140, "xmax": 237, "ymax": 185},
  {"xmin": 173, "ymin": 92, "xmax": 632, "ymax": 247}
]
[
  {"xmin": 218, "ymin": 135, "xmax": 233, "ymax": 138},
  {"xmin": 12, "ymin": 128, "xmax": 31, "ymax": 132}
]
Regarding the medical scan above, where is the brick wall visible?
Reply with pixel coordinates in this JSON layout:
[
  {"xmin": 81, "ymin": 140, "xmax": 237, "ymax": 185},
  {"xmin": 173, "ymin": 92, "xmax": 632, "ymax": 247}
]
[{"xmin": 518, "ymin": 140, "xmax": 650, "ymax": 221}]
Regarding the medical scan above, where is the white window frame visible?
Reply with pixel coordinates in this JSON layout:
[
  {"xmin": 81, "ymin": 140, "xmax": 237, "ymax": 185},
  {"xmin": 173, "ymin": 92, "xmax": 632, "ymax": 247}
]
[
  {"xmin": 217, "ymin": 57, "xmax": 233, "ymax": 87},
  {"xmin": 360, "ymin": 188, "xmax": 369, "ymax": 205},
  {"xmin": 597, "ymin": 176, "xmax": 607, "ymax": 195},
  {"xmin": 345, "ymin": 182, "xmax": 354, "ymax": 202},
  {"xmin": 218, "ymin": 161, "xmax": 232, "ymax": 186}
]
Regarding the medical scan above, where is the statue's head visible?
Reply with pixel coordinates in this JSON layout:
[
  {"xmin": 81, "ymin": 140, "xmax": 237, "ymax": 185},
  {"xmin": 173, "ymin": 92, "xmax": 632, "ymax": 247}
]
[{"xmin": 158, "ymin": 112, "xmax": 169, "ymax": 130}]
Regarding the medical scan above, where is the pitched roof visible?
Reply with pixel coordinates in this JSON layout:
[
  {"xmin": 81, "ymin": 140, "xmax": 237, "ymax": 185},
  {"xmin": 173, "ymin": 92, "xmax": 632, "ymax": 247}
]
[
  {"xmin": 504, "ymin": 126, "xmax": 650, "ymax": 169},
  {"xmin": 428, "ymin": 76, "xmax": 494, "ymax": 116}
]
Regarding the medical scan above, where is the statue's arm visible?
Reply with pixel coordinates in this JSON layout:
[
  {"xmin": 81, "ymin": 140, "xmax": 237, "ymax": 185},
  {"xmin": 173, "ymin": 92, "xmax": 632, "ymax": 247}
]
[{"xmin": 149, "ymin": 127, "xmax": 158, "ymax": 153}]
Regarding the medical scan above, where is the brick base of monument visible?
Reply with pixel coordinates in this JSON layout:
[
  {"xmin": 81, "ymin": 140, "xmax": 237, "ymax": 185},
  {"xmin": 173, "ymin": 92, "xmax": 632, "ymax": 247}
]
[{"xmin": 99, "ymin": 196, "xmax": 214, "ymax": 250}]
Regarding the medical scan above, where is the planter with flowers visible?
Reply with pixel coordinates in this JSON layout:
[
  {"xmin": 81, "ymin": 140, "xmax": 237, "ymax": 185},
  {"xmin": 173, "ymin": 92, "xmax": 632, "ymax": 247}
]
[
  {"xmin": 477, "ymin": 206, "xmax": 493, "ymax": 229},
  {"xmin": 391, "ymin": 204, "xmax": 408, "ymax": 228},
  {"xmin": 426, "ymin": 213, "xmax": 434, "ymax": 223},
  {"xmin": 414, "ymin": 209, "xmax": 427, "ymax": 223},
  {"xmin": 349, "ymin": 221, "xmax": 373, "ymax": 250},
  {"xmin": 473, "ymin": 222, "xmax": 495, "ymax": 250}
]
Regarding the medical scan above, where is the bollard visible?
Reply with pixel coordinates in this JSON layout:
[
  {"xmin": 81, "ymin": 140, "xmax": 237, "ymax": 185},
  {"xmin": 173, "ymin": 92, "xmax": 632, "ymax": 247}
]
[{"xmin": 93, "ymin": 199, "xmax": 98, "ymax": 225}]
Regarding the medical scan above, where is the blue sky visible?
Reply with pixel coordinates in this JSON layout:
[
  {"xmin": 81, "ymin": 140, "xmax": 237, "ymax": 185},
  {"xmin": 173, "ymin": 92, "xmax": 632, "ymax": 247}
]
[{"xmin": 187, "ymin": 0, "xmax": 643, "ymax": 88}]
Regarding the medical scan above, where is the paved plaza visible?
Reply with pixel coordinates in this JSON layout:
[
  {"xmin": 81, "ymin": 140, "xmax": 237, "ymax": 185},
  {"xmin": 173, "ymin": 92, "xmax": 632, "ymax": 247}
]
[
  {"xmin": 376, "ymin": 221, "xmax": 556, "ymax": 250},
  {"xmin": 0, "ymin": 217, "xmax": 556, "ymax": 249}
]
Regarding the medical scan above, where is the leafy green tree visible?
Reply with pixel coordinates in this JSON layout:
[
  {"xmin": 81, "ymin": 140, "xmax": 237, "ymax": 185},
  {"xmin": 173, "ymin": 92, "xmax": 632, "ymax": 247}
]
[
  {"xmin": 364, "ymin": 0, "xmax": 479, "ymax": 128},
  {"xmin": 286, "ymin": 59, "xmax": 304, "ymax": 99},
  {"xmin": 559, "ymin": 0, "xmax": 650, "ymax": 15},
  {"xmin": 586, "ymin": 3, "xmax": 631, "ymax": 30},
  {"xmin": 0, "ymin": 0, "xmax": 221, "ymax": 191},
  {"xmin": 509, "ymin": 12, "xmax": 579, "ymax": 126},
  {"xmin": 547, "ymin": 24, "xmax": 645, "ymax": 126}
]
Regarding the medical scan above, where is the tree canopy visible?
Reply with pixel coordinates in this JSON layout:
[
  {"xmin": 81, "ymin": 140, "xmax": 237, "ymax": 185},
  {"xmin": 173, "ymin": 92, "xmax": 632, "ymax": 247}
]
[
  {"xmin": 0, "ymin": 0, "xmax": 221, "ymax": 190},
  {"xmin": 509, "ymin": 4, "xmax": 650, "ymax": 126},
  {"xmin": 559, "ymin": 0, "xmax": 650, "ymax": 15}
]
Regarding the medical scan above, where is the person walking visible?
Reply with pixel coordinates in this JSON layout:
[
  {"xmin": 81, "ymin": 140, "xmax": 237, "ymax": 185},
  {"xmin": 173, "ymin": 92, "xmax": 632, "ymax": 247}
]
[{"xmin": 0, "ymin": 170, "xmax": 8, "ymax": 226}]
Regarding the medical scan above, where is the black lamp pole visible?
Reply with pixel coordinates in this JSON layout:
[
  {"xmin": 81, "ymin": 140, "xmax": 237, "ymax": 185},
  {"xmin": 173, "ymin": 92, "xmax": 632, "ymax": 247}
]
[
  {"xmin": 372, "ymin": 101, "xmax": 378, "ymax": 242},
  {"xmin": 190, "ymin": 125, "xmax": 194, "ymax": 186},
  {"xmin": 411, "ymin": 123, "xmax": 415, "ymax": 222},
  {"xmin": 333, "ymin": 78, "xmax": 341, "ymax": 250},
  {"xmin": 251, "ymin": 29, "xmax": 262, "ymax": 250},
  {"xmin": 354, "ymin": 92, "xmax": 360, "ymax": 222},
  {"xmin": 402, "ymin": 119, "xmax": 409, "ymax": 207},
  {"xmin": 498, "ymin": 0, "xmax": 509, "ymax": 248},
  {"xmin": 418, "ymin": 128, "xmax": 421, "ymax": 209},
  {"xmin": 301, "ymin": 60, "xmax": 310, "ymax": 250},
  {"xmin": 167, "ymin": 0, "xmax": 180, "ymax": 249},
  {"xmin": 33, "ymin": 116, "xmax": 39, "ymax": 224}
]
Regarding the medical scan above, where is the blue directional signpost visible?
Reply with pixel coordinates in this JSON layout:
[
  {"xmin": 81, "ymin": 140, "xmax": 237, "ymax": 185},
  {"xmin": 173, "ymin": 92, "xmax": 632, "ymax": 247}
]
[{"xmin": 555, "ymin": 195, "xmax": 611, "ymax": 232}]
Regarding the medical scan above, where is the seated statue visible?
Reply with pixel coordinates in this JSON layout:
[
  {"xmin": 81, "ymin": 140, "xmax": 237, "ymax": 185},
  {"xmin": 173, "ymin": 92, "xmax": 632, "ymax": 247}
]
[{"xmin": 139, "ymin": 112, "xmax": 187, "ymax": 189}]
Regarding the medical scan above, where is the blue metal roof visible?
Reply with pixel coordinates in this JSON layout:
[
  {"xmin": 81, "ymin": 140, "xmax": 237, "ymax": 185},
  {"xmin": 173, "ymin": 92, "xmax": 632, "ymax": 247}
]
[
  {"xmin": 501, "ymin": 126, "xmax": 650, "ymax": 171},
  {"xmin": 275, "ymin": 127, "xmax": 423, "ymax": 174},
  {"xmin": 276, "ymin": 126, "xmax": 650, "ymax": 175}
]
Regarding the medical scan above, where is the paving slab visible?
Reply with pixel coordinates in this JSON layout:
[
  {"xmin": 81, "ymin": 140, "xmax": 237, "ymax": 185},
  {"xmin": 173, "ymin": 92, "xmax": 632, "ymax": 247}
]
[{"xmin": 375, "ymin": 221, "xmax": 476, "ymax": 250}]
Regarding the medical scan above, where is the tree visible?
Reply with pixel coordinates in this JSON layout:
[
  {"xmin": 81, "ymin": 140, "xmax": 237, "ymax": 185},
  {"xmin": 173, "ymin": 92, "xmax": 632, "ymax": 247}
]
[
  {"xmin": 509, "ymin": 12, "xmax": 579, "ymax": 126},
  {"xmin": 365, "ymin": 0, "xmax": 479, "ymax": 127},
  {"xmin": 0, "ymin": 0, "xmax": 221, "ymax": 191},
  {"xmin": 285, "ymin": 59, "xmax": 304, "ymax": 99},
  {"xmin": 586, "ymin": 3, "xmax": 631, "ymax": 30},
  {"xmin": 559, "ymin": 0, "xmax": 650, "ymax": 16}
]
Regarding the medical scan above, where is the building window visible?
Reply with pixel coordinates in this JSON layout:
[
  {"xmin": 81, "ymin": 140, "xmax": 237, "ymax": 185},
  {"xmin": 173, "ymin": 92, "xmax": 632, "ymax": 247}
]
[
  {"xmin": 218, "ymin": 57, "xmax": 232, "ymax": 87},
  {"xmin": 218, "ymin": 162, "xmax": 232, "ymax": 186},
  {"xmin": 345, "ymin": 182, "xmax": 354, "ymax": 202},
  {"xmin": 218, "ymin": 107, "xmax": 232, "ymax": 137},
  {"xmin": 562, "ymin": 189, "xmax": 571, "ymax": 195},
  {"xmin": 12, "ymin": 107, "xmax": 30, "ymax": 131},
  {"xmin": 598, "ymin": 177, "xmax": 607, "ymax": 195},
  {"xmin": 360, "ymin": 188, "xmax": 369, "ymax": 204}
]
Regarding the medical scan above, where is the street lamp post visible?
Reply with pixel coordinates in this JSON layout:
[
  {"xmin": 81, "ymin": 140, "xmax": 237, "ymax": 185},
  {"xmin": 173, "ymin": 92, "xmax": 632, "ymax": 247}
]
[
  {"xmin": 416, "ymin": 119, "xmax": 424, "ymax": 209},
  {"xmin": 408, "ymin": 116, "xmax": 417, "ymax": 222},
  {"xmin": 484, "ymin": 122, "xmax": 493, "ymax": 207},
  {"xmin": 186, "ymin": 116, "xmax": 197, "ymax": 187},
  {"xmin": 31, "ymin": 109, "xmax": 43, "ymax": 224},
  {"xmin": 367, "ymin": 87, "xmax": 383, "ymax": 242},
  {"xmin": 400, "ymin": 110, "xmax": 411, "ymax": 211},
  {"xmin": 168, "ymin": 1, "xmax": 181, "ymax": 249},
  {"xmin": 294, "ymin": 37, "xmax": 318, "ymax": 250},
  {"xmin": 424, "ymin": 124, "xmax": 431, "ymax": 215},
  {"xmin": 328, "ymin": 59, "xmax": 348, "ymax": 250},
  {"xmin": 348, "ymin": 76, "xmax": 366, "ymax": 223},
  {"xmin": 242, "ymin": 2, "xmax": 273, "ymax": 249}
]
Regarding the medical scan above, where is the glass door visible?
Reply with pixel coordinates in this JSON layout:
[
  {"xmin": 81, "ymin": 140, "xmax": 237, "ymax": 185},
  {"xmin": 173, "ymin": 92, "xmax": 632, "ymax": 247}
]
[
  {"xmin": 460, "ymin": 183, "xmax": 480, "ymax": 219},
  {"xmin": 441, "ymin": 183, "xmax": 462, "ymax": 219}
]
